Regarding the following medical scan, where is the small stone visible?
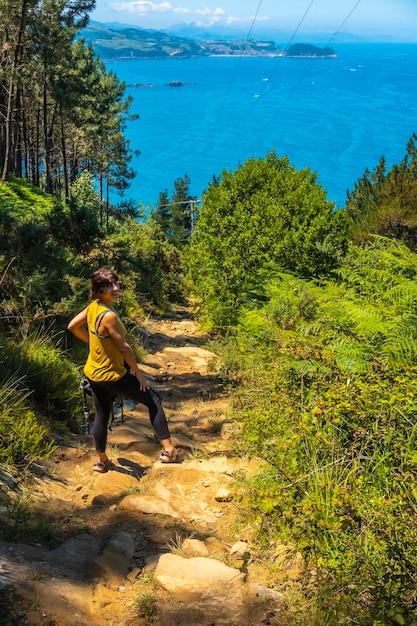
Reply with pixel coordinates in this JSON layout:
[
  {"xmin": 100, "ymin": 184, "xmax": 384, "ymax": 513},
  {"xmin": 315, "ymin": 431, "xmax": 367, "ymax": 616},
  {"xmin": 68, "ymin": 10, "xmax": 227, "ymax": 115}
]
[
  {"xmin": 142, "ymin": 555, "xmax": 160, "ymax": 572},
  {"xmin": 250, "ymin": 582, "xmax": 286, "ymax": 605},
  {"xmin": 182, "ymin": 538, "xmax": 209, "ymax": 557},
  {"xmin": 126, "ymin": 566, "xmax": 141, "ymax": 582},
  {"xmin": 230, "ymin": 541, "xmax": 250, "ymax": 560},
  {"xmin": 214, "ymin": 487, "xmax": 232, "ymax": 502}
]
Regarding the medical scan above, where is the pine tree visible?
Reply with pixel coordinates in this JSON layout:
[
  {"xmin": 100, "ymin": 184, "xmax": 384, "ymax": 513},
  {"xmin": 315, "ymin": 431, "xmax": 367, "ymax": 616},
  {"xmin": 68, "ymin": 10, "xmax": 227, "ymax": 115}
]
[
  {"xmin": 169, "ymin": 174, "xmax": 197, "ymax": 247},
  {"xmin": 346, "ymin": 134, "xmax": 417, "ymax": 249}
]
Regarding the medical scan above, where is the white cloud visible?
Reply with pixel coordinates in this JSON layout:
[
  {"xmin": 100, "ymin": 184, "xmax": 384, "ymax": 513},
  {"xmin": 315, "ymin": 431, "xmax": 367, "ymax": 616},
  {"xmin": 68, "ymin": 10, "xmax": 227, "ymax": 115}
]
[
  {"xmin": 225, "ymin": 14, "xmax": 270, "ymax": 25},
  {"xmin": 196, "ymin": 6, "xmax": 225, "ymax": 17},
  {"xmin": 111, "ymin": 2, "xmax": 228, "ymax": 19},
  {"xmin": 111, "ymin": 1, "xmax": 174, "ymax": 15}
]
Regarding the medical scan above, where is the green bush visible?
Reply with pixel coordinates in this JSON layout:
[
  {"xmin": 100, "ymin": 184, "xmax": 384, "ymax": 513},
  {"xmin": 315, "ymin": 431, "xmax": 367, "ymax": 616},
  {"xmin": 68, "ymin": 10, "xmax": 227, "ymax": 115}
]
[{"xmin": 187, "ymin": 151, "xmax": 348, "ymax": 329}]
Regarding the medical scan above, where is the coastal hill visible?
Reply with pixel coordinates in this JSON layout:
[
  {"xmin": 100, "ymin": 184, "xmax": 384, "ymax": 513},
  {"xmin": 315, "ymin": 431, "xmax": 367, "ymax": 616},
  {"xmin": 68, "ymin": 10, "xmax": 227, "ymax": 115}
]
[
  {"xmin": 286, "ymin": 43, "xmax": 338, "ymax": 58},
  {"xmin": 81, "ymin": 21, "xmax": 336, "ymax": 60}
]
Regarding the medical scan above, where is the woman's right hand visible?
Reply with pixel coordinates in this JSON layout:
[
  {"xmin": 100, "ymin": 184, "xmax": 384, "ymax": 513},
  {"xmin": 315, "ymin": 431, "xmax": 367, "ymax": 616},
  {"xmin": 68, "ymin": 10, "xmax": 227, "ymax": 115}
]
[{"xmin": 135, "ymin": 370, "xmax": 149, "ymax": 392}]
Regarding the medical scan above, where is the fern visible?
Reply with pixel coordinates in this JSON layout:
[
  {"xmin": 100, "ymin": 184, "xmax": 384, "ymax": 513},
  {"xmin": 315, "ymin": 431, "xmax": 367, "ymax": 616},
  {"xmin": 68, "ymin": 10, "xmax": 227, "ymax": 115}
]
[{"xmin": 330, "ymin": 337, "xmax": 373, "ymax": 374}]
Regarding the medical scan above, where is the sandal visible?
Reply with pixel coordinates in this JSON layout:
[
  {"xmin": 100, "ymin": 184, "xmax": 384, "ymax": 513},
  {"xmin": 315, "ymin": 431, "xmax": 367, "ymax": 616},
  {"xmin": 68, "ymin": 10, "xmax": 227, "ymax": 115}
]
[
  {"xmin": 159, "ymin": 448, "xmax": 178, "ymax": 463},
  {"xmin": 93, "ymin": 458, "xmax": 113, "ymax": 473}
]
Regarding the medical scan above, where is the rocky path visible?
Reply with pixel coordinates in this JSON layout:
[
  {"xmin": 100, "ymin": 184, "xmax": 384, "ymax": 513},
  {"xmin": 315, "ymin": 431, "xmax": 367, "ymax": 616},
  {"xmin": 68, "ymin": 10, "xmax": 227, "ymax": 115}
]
[{"xmin": 0, "ymin": 311, "xmax": 292, "ymax": 626}]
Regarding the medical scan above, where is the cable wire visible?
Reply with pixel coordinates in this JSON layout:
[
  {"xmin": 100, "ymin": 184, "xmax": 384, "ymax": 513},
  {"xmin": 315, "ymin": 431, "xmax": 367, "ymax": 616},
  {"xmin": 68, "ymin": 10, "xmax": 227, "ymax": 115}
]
[
  {"xmin": 196, "ymin": 0, "xmax": 363, "ymax": 190},
  {"xmin": 203, "ymin": 0, "xmax": 265, "ymax": 153},
  {"xmin": 241, "ymin": 0, "xmax": 363, "ymax": 160},
  {"xmin": 240, "ymin": 0, "xmax": 316, "ymax": 133},
  {"xmin": 277, "ymin": 0, "xmax": 363, "ymax": 112}
]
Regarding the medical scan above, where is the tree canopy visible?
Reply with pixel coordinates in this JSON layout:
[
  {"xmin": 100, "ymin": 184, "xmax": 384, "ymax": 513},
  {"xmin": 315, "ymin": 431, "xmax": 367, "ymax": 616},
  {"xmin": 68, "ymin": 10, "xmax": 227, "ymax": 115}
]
[{"xmin": 187, "ymin": 151, "xmax": 349, "ymax": 329}]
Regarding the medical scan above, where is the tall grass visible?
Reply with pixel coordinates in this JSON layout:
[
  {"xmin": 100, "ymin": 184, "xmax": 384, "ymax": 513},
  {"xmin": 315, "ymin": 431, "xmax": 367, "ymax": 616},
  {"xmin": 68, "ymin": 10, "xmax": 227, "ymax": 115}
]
[
  {"xmin": 0, "ymin": 325, "xmax": 83, "ymax": 481},
  {"xmin": 0, "ymin": 375, "xmax": 56, "ymax": 470},
  {"xmin": 0, "ymin": 324, "xmax": 82, "ymax": 429}
]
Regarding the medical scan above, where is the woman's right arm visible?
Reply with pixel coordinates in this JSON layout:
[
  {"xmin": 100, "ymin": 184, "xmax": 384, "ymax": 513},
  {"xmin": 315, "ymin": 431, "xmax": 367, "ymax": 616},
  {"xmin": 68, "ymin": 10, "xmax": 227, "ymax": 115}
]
[{"xmin": 67, "ymin": 306, "xmax": 90, "ymax": 344}]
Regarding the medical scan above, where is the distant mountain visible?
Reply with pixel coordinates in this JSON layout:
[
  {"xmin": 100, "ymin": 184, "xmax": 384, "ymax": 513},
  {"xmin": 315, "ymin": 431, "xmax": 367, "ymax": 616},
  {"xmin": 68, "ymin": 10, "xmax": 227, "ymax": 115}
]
[
  {"xmin": 80, "ymin": 22, "xmax": 288, "ymax": 59},
  {"xmin": 80, "ymin": 22, "xmax": 204, "ymax": 58},
  {"xmin": 163, "ymin": 21, "xmax": 415, "ymax": 44},
  {"xmin": 164, "ymin": 22, "xmax": 262, "ymax": 41},
  {"xmin": 88, "ymin": 20, "xmax": 147, "ymax": 31},
  {"xmin": 163, "ymin": 22, "xmax": 365, "ymax": 45}
]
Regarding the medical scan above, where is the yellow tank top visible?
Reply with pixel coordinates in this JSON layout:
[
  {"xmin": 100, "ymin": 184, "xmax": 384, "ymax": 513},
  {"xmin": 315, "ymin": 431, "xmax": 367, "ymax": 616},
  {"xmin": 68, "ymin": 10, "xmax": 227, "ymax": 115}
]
[{"xmin": 84, "ymin": 299, "xmax": 127, "ymax": 382}]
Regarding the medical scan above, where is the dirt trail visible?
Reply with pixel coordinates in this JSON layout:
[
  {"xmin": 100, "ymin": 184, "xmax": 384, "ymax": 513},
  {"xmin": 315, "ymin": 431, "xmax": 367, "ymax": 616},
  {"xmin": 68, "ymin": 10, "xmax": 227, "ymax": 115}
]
[{"xmin": 0, "ymin": 311, "xmax": 292, "ymax": 626}]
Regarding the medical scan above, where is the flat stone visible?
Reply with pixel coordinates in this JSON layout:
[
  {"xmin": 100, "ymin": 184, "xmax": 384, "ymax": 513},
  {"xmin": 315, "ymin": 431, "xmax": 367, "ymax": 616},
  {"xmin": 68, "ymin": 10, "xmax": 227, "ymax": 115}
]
[
  {"xmin": 126, "ymin": 566, "xmax": 141, "ymax": 582},
  {"xmin": 250, "ymin": 582, "xmax": 286, "ymax": 606},
  {"xmin": 148, "ymin": 528, "xmax": 187, "ymax": 546},
  {"xmin": 47, "ymin": 534, "xmax": 101, "ymax": 578},
  {"xmin": 230, "ymin": 541, "xmax": 250, "ymax": 560},
  {"xmin": 205, "ymin": 537, "xmax": 228, "ymax": 556},
  {"xmin": 154, "ymin": 553, "xmax": 245, "ymax": 600},
  {"xmin": 181, "ymin": 538, "xmax": 209, "ymax": 557},
  {"xmin": 88, "ymin": 531, "xmax": 134, "ymax": 584},
  {"xmin": 30, "ymin": 578, "xmax": 99, "ymax": 625}
]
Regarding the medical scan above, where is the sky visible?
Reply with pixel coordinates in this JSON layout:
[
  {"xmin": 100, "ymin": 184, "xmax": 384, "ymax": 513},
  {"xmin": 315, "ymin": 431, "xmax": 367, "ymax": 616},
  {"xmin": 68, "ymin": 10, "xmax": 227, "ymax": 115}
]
[{"xmin": 89, "ymin": 0, "xmax": 417, "ymax": 41}]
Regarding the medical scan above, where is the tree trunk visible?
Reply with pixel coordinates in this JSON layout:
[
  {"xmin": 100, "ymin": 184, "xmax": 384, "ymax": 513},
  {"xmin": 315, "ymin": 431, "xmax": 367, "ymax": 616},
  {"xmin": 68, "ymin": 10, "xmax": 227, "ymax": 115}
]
[
  {"xmin": 1, "ymin": 0, "xmax": 28, "ymax": 183},
  {"xmin": 61, "ymin": 114, "xmax": 69, "ymax": 201}
]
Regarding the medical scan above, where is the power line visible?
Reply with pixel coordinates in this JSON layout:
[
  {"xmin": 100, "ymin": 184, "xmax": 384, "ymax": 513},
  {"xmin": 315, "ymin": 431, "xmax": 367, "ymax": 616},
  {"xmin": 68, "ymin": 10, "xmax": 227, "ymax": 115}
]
[
  {"xmin": 196, "ymin": 0, "xmax": 316, "ymax": 184},
  {"xmin": 157, "ymin": 199, "xmax": 201, "ymax": 231},
  {"xmin": 240, "ymin": 0, "xmax": 316, "ymax": 133},
  {"xmin": 202, "ymin": 0, "xmax": 265, "ymax": 155},
  {"xmin": 196, "ymin": 0, "xmax": 363, "ymax": 183},
  {"xmin": 279, "ymin": 0, "xmax": 363, "ymax": 110},
  {"xmin": 245, "ymin": 0, "xmax": 363, "ymax": 155}
]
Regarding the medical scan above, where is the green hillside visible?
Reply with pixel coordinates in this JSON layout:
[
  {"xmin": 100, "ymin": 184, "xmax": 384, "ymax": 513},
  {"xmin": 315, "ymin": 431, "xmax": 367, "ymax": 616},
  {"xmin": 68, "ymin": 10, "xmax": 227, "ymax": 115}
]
[
  {"xmin": 286, "ymin": 43, "xmax": 337, "ymax": 57},
  {"xmin": 80, "ymin": 22, "xmax": 285, "ymax": 58}
]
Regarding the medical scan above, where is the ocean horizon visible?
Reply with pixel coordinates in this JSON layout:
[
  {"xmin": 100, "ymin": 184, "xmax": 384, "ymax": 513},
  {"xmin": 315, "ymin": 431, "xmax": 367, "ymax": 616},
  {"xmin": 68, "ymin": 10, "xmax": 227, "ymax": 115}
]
[{"xmin": 105, "ymin": 43, "xmax": 417, "ymax": 209}]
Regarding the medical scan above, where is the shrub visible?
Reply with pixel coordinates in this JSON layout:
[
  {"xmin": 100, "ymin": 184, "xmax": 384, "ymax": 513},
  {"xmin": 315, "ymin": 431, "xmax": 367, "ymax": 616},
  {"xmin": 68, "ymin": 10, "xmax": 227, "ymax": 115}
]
[{"xmin": 224, "ymin": 241, "xmax": 417, "ymax": 623}]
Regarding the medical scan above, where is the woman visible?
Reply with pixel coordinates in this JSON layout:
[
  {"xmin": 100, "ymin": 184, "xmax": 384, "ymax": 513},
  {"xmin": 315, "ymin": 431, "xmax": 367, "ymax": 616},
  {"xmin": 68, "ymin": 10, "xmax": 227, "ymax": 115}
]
[{"xmin": 68, "ymin": 268, "xmax": 177, "ymax": 472}]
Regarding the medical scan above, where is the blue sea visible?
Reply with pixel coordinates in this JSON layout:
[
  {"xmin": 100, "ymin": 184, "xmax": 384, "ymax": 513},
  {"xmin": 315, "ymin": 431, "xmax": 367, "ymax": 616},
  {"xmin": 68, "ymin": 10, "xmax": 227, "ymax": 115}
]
[{"xmin": 106, "ymin": 43, "xmax": 417, "ymax": 209}]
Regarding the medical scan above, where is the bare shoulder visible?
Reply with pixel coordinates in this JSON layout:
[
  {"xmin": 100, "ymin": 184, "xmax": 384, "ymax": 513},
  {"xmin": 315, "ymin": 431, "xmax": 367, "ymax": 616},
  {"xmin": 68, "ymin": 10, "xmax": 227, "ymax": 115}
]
[{"xmin": 102, "ymin": 309, "xmax": 121, "ymax": 330}]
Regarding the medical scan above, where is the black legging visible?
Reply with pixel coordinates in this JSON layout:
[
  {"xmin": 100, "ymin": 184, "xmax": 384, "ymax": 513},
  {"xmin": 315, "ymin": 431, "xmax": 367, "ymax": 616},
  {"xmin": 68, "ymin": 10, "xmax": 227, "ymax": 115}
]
[{"xmin": 87, "ymin": 372, "xmax": 170, "ymax": 453}]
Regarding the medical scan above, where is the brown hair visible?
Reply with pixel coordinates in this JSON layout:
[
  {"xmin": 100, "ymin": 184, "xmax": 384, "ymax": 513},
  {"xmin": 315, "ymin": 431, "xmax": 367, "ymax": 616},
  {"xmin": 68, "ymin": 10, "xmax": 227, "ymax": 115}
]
[{"xmin": 90, "ymin": 268, "xmax": 119, "ymax": 300}]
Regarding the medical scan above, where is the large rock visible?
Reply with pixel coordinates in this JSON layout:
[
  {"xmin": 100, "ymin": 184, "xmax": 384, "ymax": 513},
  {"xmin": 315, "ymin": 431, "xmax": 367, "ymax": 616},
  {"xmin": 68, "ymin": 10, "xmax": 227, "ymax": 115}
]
[
  {"xmin": 0, "ymin": 535, "xmax": 101, "ymax": 582},
  {"xmin": 28, "ymin": 578, "xmax": 102, "ymax": 625},
  {"xmin": 154, "ymin": 553, "xmax": 245, "ymax": 600},
  {"xmin": 88, "ymin": 530, "xmax": 135, "ymax": 584}
]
